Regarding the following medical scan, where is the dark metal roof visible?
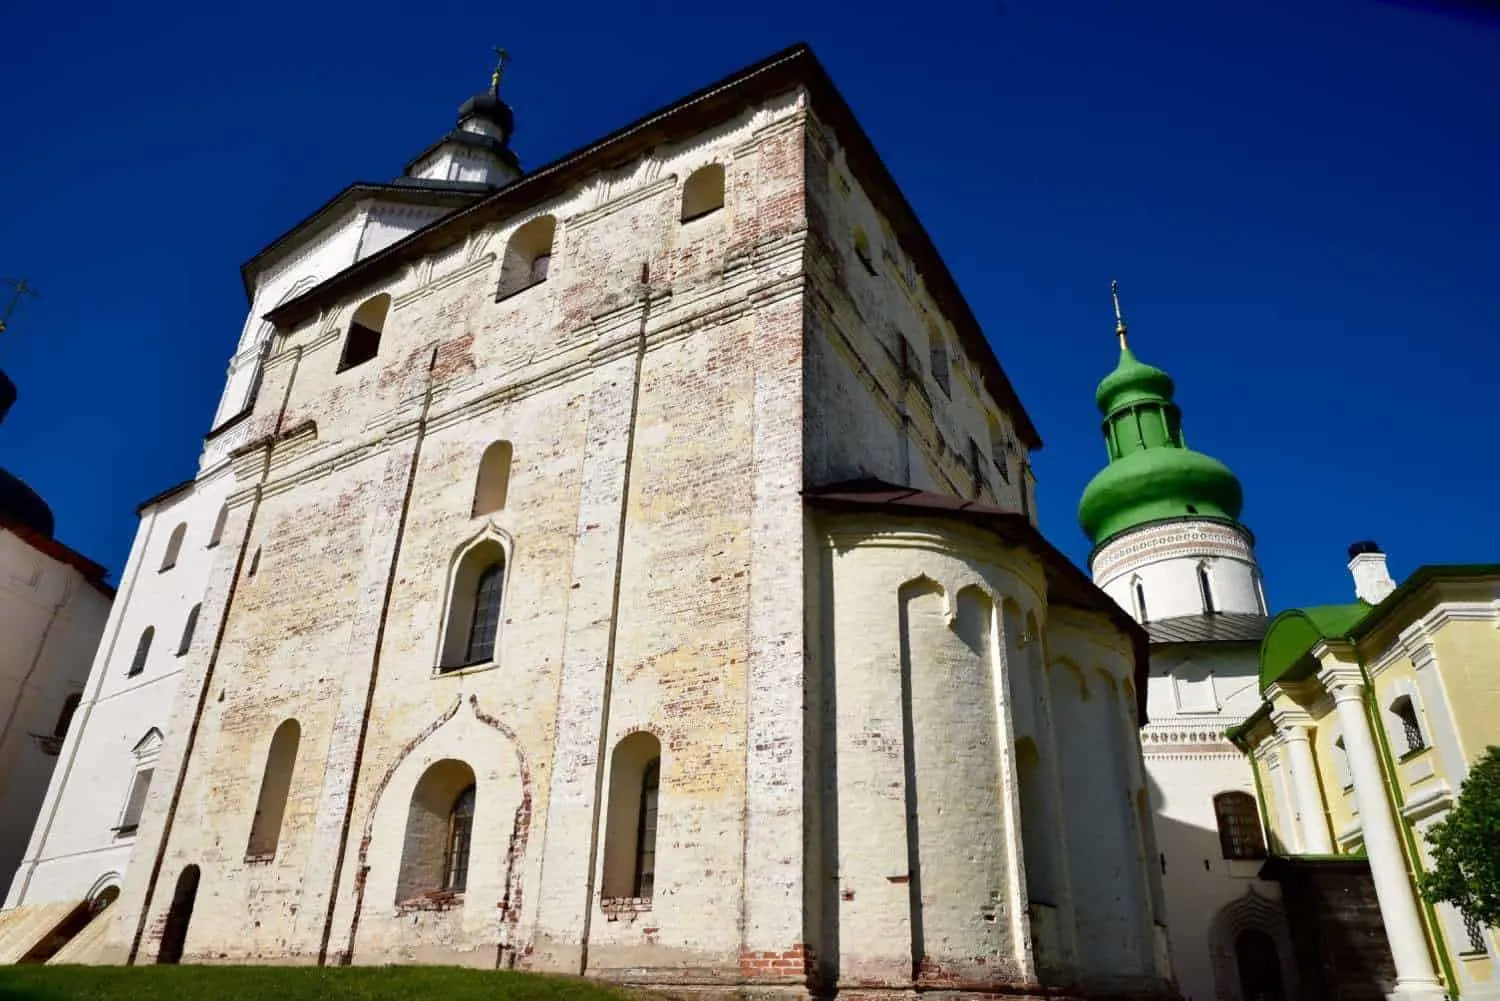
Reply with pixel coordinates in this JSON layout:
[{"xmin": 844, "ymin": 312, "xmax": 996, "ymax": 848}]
[
  {"xmin": 1144, "ymin": 613, "xmax": 1269, "ymax": 646},
  {"xmin": 804, "ymin": 479, "xmax": 1150, "ymax": 724},
  {"xmin": 263, "ymin": 43, "xmax": 1043, "ymax": 450}
]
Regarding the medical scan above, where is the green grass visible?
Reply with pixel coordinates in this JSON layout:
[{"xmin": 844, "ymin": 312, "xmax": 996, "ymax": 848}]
[{"xmin": 0, "ymin": 965, "xmax": 643, "ymax": 1001}]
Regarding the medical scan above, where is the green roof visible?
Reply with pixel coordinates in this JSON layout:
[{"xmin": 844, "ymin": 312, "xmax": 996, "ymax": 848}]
[
  {"xmin": 1257, "ymin": 563, "xmax": 1500, "ymax": 693},
  {"xmin": 1257, "ymin": 603, "xmax": 1372, "ymax": 691}
]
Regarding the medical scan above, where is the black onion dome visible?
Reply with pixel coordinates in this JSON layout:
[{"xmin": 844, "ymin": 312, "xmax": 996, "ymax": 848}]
[
  {"xmin": 458, "ymin": 92, "xmax": 514, "ymax": 139},
  {"xmin": 0, "ymin": 466, "xmax": 54, "ymax": 538}
]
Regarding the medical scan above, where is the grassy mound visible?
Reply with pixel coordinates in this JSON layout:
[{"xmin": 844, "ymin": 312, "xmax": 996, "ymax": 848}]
[{"xmin": 0, "ymin": 965, "xmax": 640, "ymax": 1001}]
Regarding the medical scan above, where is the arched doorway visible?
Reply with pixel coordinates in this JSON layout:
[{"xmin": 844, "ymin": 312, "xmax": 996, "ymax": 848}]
[
  {"xmin": 156, "ymin": 865, "xmax": 200, "ymax": 964},
  {"xmin": 1236, "ymin": 928, "xmax": 1286, "ymax": 1001}
]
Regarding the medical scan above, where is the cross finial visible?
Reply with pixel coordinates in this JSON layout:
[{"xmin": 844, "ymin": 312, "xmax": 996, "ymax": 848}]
[
  {"xmin": 1111, "ymin": 279, "xmax": 1128, "ymax": 350},
  {"xmin": 490, "ymin": 46, "xmax": 509, "ymax": 96},
  {"xmin": 0, "ymin": 278, "xmax": 37, "ymax": 338}
]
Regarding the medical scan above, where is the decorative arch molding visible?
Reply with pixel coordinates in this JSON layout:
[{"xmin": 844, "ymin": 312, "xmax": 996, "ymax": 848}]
[
  {"xmin": 85, "ymin": 871, "xmax": 124, "ymax": 906},
  {"xmin": 1207, "ymin": 886, "xmax": 1298, "ymax": 1001},
  {"xmin": 343, "ymin": 693, "xmax": 533, "ymax": 967},
  {"xmin": 433, "ymin": 521, "xmax": 516, "ymax": 671}
]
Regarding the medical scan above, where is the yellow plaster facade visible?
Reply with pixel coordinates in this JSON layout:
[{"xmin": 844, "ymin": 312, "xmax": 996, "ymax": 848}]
[{"xmin": 1234, "ymin": 565, "xmax": 1500, "ymax": 1000}]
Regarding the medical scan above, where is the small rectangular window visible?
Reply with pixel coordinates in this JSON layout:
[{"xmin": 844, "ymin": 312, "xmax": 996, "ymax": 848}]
[
  {"xmin": 118, "ymin": 768, "xmax": 155, "ymax": 835},
  {"xmin": 968, "ymin": 438, "xmax": 985, "ymax": 497}
]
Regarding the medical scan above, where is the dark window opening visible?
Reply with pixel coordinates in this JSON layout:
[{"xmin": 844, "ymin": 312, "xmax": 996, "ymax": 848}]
[
  {"xmin": 127, "ymin": 628, "xmax": 154, "ymax": 678},
  {"xmin": 465, "ymin": 563, "xmax": 505, "ymax": 665},
  {"xmin": 633, "ymin": 760, "xmax": 660, "ymax": 898},
  {"xmin": 1214, "ymin": 792, "xmax": 1266, "ymax": 860},
  {"xmin": 445, "ymin": 784, "xmax": 476, "ymax": 892}
]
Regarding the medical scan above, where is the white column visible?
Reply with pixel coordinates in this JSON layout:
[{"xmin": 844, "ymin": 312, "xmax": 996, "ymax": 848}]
[
  {"xmin": 1320, "ymin": 666, "xmax": 1444, "ymax": 1000},
  {"xmin": 1279, "ymin": 723, "xmax": 1334, "ymax": 854}
]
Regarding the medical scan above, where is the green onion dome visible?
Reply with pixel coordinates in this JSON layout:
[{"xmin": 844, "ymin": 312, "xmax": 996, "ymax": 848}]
[{"xmin": 1078, "ymin": 339, "xmax": 1244, "ymax": 548}]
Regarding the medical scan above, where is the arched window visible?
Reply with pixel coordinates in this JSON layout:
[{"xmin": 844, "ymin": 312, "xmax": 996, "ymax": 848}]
[
  {"xmin": 1015, "ymin": 738, "xmax": 1055, "ymax": 905},
  {"xmin": 117, "ymin": 767, "xmax": 154, "ymax": 835},
  {"xmin": 1391, "ymin": 695, "xmax": 1426, "ymax": 755},
  {"xmin": 602, "ymin": 732, "xmax": 663, "ymax": 900},
  {"xmin": 1198, "ymin": 564, "xmax": 1216, "ymax": 614},
  {"xmin": 1214, "ymin": 791, "xmax": 1266, "ymax": 860},
  {"xmin": 156, "ymin": 865, "xmax": 200, "ymax": 965},
  {"xmin": 54, "ymin": 693, "xmax": 82, "ymax": 741},
  {"xmin": 160, "ymin": 523, "xmax": 187, "ymax": 572},
  {"xmin": 176, "ymin": 604, "xmax": 201, "ymax": 656},
  {"xmin": 246, "ymin": 719, "xmax": 300, "ymax": 859},
  {"xmin": 445, "ymin": 784, "xmax": 476, "ymax": 892},
  {"xmin": 497, "ymin": 216, "xmax": 556, "ymax": 300},
  {"xmin": 127, "ymin": 628, "xmax": 154, "ymax": 678},
  {"xmin": 337, "ymin": 293, "xmax": 390, "ymax": 372},
  {"xmin": 207, "ymin": 506, "xmax": 228, "ymax": 548},
  {"xmin": 681, "ymin": 164, "xmax": 725, "ymax": 222},
  {"xmin": 246, "ymin": 546, "xmax": 261, "ymax": 578},
  {"xmin": 440, "ymin": 537, "xmax": 507, "ymax": 671},
  {"xmin": 1133, "ymin": 579, "xmax": 1149, "ymax": 623},
  {"xmin": 397, "ymin": 759, "xmax": 477, "ymax": 902},
  {"xmin": 472, "ymin": 441, "xmax": 513, "ymax": 516}
]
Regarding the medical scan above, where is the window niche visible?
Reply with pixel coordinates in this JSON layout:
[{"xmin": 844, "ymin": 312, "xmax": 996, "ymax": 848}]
[
  {"xmin": 246, "ymin": 719, "xmax": 300, "ymax": 860},
  {"xmin": 337, "ymin": 294, "xmax": 390, "ymax": 372},
  {"xmin": 601, "ymin": 732, "xmax": 662, "ymax": 904},
  {"xmin": 127, "ymin": 628, "xmax": 154, "ymax": 678},
  {"xmin": 497, "ymin": 216, "xmax": 556, "ymax": 300},
  {"xmin": 207, "ymin": 506, "xmax": 228, "ymax": 548},
  {"xmin": 472, "ymin": 441, "xmax": 513, "ymax": 517},
  {"xmin": 680, "ymin": 164, "xmax": 725, "ymax": 222},
  {"xmin": 438, "ymin": 535, "xmax": 508, "ymax": 673},
  {"xmin": 176, "ymin": 604, "xmax": 201, "ymax": 656},
  {"xmin": 160, "ymin": 524, "xmax": 187, "ymax": 572},
  {"xmin": 1390, "ymin": 693, "xmax": 1427, "ymax": 756},
  {"xmin": 396, "ymin": 759, "xmax": 477, "ymax": 904}
]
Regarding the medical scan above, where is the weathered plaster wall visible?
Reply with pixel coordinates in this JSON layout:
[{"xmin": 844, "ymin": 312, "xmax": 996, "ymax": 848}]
[
  {"xmin": 801, "ymin": 114, "xmax": 1031, "ymax": 514},
  {"xmin": 104, "ymin": 91, "xmax": 813, "ymax": 986}
]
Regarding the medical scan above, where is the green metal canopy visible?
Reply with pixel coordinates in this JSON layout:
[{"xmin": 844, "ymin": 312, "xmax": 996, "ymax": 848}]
[{"xmin": 1256, "ymin": 603, "xmax": 1372, "ymax": 692}]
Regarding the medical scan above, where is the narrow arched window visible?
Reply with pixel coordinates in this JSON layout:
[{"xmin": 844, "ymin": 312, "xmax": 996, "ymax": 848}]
[
  {"xmin": 176, "ymin": 604, "xmax": 201, "ymax": 656},
  {"xmin": 246, "ymin": 547, "xmax": 261, "ymax": 578},
  {"xmin": 160, "ymin": 523, "xmax": 187, "ymax": 572},
  {"xmin": 445, "ymin": 785, "xmax": 476, "ymax": 892},
  {"xmin": 1198, "ymin": 564, "xmax": 1216, "ymax": 614},
  {"xmin": 246, "ymin": 719, "xmax": 300, "ymax": 858},
  {"xmin": 681, "ymin": 164, "xmax": 725, "ymax": 222},
  {"xmin": 54, "ymin": 693, "xmax": 82, "ymax": 740},
  {"xmin": 1391, "ymin": 695, "xmax": 1426, "ymax": 754},
  {"xmin": 472, "ymin": 441, "xmax": 513, "ymax": 516},
  {"xmin": 1133, "ymin": 580, "xmax": 1149, "ymax": 623},
  {"xmin": 207, "ymin": 506, "xmax": 228, "ymax": 548},
  {"xmin": 440, "ymin": 540, "xmax": 508, "ymax": 671},
  {"xmin": 465, "ymin": 563, "xmax": 505, "ymax": 665},
  {"xmin": 337, "ymin": 293, "xmax": 390, "ymax": 372},
  {"xmin": 1214, "ymin": 791, "xmax": 1266, "ymax": 860},
  {"xmin": 127, "ymin": 628, "xmax": 154, "ymax": 678},
  {"xmin": 929, "ymin": 329, "xmax": 952, "ymax": 397},
  {"xmin": 602, "ymin": 732, "xmax": 664, "ymax": 900},
  {"xmin": 498, "ymin": 216, "xmax": 556, "ymax": 300},
  {"xmin": 633, "ymin": 760, "xmax": 660, "ymax": 897}
]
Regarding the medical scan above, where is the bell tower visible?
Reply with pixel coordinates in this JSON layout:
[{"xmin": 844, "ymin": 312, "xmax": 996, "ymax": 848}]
[{"xmin": 1078, "ymin": 283, "xmax": 1267, "ymax": 623}]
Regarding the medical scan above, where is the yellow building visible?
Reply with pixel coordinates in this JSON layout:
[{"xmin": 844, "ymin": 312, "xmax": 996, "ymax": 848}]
[{"xmin": 1230, "ymin": 544, "xmax": 1500, "ymax": 1001}]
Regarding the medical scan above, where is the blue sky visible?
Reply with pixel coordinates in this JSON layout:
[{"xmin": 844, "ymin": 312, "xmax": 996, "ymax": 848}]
[{"xmin": 0, "ymin": 0, "xmax": 1495, "ymax": 610}]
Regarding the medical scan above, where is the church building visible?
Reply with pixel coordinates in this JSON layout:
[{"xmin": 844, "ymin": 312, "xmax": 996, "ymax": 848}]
[
  {"xmin": 0, "ymin": 325, "xmax": 114, "ymax": 945},
  {"xmin": 1077, "ymin": 289, "xmax": 1295, "ymax": 1001},
  {"xmin": 3, "ymin": 43, "xmax": 1178, "ymax": 999}
]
